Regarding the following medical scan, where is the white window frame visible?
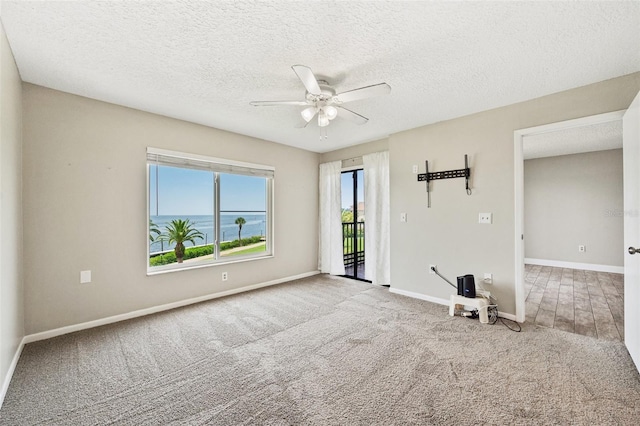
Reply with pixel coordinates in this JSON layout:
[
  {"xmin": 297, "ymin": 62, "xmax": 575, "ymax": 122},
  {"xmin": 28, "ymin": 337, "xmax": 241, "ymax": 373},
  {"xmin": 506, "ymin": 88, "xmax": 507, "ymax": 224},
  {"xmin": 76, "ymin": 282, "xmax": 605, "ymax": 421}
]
[{"xmin": 146, "ymin": 147, "xmax": 274, "ymax": 275}]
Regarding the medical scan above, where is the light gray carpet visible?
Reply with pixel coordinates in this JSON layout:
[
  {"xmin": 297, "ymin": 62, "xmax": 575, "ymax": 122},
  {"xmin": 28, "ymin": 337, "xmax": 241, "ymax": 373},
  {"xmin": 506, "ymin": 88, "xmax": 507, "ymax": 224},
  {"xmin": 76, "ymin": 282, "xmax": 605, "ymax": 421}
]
[{"xmin": 1, "ymin": 274, "xmax": 639, "ymax": 425}]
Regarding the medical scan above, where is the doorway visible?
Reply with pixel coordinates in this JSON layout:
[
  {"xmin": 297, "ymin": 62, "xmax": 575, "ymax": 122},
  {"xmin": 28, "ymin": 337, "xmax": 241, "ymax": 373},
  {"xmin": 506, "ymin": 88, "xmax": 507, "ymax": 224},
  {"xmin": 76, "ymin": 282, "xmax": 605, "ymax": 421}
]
[
  {"xmin": 341, "ymin": 169, "xmax": 367, "ymax": 281},
  {"xmin": 514, "ymin": 110, "xmax": 626, "ymax": 331}
]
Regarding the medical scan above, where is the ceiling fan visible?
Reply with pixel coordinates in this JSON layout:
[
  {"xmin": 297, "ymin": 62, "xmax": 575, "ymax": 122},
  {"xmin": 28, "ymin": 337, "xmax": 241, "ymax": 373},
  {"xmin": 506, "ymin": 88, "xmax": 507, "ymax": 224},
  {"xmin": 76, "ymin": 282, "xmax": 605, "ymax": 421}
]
[{"xmin": 250, "ymin": 65, "xmax": 391, "ymax": 128}]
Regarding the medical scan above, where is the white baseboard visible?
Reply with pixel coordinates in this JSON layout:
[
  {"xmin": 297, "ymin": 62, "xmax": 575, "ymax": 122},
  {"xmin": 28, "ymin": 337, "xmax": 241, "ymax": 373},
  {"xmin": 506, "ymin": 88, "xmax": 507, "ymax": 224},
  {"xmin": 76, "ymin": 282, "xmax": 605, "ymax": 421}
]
[
  {"xmin": 388, "ymin": 287, "xmax": 450, "ymax": 306},
  {"xmin": 498, "ymin": 311, "xmax": 517, "ymax": 321},
  {"xmin": 389, "ymin": 287, "xmax": 519, "ymax": 322},
  {"xmin": 0, "ymin": 336, "xmax": 26, "ymax": 409},
  {"xmin": 525, "ymin": 258, "xmax": 624, "ymax": 274},
  {"xmin": 24, "ymin": 271, "xmax": 320, "ymax": 345}
]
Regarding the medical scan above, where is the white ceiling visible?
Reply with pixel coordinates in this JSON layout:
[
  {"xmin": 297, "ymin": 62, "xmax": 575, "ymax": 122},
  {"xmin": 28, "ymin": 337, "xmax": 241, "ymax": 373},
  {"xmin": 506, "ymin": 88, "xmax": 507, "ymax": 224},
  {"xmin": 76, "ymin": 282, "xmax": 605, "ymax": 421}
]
[
  {"xmin": 1, "ymin": 1, "xmax": 639, "ymax": 153},
  {"xmin": 523, "ymin": 120, "xmax": 623, "ymax": 160}
]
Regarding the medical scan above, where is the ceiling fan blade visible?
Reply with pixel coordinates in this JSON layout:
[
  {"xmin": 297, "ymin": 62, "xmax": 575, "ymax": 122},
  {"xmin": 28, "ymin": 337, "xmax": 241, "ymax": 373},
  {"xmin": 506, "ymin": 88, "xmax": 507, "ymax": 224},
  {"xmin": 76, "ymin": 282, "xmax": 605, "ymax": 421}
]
[
  {"xmin": 294, "ymin": 119, "xmax": 312, "ymax": 129},
  {"xmin": 335, "ymin": 83, "xmax": 391, "ymax": 104},
  {"xmin": 336, "ymin": 106, "xmax": 369, "ymax": 125},
  {"xmin": 292, "ymin": 65, "xmax": 322, "ymax": 95},
  {"xmin": 250, "ymin": 100, "xmax": 309, "ymax": 106}
]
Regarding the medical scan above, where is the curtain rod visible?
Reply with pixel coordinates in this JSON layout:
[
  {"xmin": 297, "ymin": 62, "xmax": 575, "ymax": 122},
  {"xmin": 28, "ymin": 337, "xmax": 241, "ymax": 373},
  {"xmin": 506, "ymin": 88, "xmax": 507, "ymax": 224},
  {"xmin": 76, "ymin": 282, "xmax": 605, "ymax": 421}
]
[{"xmin": 342, "ymin": 156, "xmax": 362, "ymax": 163}]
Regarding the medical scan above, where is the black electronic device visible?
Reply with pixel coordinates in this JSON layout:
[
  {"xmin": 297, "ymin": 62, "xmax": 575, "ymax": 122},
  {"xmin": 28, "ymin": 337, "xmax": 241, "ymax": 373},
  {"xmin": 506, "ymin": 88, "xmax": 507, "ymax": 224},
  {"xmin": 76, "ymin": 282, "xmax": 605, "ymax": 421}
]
[
  {"xmin": 456, "ymin": 276, "xmax": 464, "ymax": 296},
  {"xmin": 458, "ymin": 274, "xmax": 476, "ymax": 298},
  {"xmin": 432, "ymin": 266, "xmax": 477, "ymax": 299}
]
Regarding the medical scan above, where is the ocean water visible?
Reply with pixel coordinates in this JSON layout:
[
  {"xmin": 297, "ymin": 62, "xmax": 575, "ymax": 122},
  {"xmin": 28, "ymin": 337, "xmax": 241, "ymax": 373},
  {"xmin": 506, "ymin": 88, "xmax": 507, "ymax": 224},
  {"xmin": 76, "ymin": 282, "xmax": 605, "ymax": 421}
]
[{"xmin": 149, "ymin": 214, "xmax": 266, "ymax": 254}]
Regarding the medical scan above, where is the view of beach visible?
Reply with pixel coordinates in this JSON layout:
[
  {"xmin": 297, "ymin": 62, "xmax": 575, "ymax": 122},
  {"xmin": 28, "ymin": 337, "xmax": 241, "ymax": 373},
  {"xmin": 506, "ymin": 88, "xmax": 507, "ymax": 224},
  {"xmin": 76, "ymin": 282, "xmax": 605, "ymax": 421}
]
[
  {"xmin": 149, "ymin": 214, "xmax": 266, "ymax": 255},
  {"xmin": 148, "ymin": 163, "xmax": 268, "ymax": 267}
]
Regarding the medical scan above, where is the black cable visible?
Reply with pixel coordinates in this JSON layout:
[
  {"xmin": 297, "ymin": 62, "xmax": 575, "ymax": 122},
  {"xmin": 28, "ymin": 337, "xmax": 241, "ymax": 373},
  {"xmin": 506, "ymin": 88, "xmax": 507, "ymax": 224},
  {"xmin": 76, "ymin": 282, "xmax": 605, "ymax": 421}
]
[
  {"xmin": 498, "ymin": 316, "xmax": 521, "ymax": 332},
  {"xmin": 430, "ymin": 266, "xmax": 457, "ymax": 290},
  {"xmin": 487, "ymin": 306, "xmax": 521, "ymax": 332},
  {"xmin": 486, "ymin": 303, "xmax": 521, "ymax": 332}
]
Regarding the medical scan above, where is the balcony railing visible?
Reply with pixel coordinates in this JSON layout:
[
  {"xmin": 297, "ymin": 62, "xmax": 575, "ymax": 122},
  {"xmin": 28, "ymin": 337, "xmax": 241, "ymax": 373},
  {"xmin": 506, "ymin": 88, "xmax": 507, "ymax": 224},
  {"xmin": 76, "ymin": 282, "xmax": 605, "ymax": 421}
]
[{"xmin": 342, "ymin": 222, "xmax": 365, "ymax": 268}]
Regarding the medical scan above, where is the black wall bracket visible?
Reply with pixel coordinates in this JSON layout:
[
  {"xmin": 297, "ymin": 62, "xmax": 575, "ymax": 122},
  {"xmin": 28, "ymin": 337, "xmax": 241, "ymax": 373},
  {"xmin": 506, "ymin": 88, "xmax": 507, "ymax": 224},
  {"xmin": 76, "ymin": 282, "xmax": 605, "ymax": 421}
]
[{"xmin": 417, "ymin": 155, "xmax": 472, "ymax": 207}]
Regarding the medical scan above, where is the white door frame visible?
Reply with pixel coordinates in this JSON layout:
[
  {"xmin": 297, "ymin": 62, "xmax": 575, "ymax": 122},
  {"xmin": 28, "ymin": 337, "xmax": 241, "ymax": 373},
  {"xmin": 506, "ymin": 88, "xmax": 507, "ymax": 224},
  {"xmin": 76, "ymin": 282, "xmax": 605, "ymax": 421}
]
[{"xmin": 513, "ymin": 110, "xmax": 626, "ymax": 323}]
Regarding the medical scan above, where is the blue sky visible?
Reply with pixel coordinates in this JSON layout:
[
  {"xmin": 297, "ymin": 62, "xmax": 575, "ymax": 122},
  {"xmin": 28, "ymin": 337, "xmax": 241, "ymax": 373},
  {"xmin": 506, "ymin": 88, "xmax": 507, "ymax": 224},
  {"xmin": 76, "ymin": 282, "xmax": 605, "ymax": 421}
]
[
  {"xmin": 149, "ymin": 165, "xmax": 266, "ymax": 215},
  {"xmin": 341, "ymin": 170, "xmax": 364, "ymax": 210}
]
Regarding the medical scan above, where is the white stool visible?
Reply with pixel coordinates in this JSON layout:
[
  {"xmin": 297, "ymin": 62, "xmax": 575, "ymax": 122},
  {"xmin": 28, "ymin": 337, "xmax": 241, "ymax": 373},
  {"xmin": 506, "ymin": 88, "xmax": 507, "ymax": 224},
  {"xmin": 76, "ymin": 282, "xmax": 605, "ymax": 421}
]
[{"xmin": 449, "ymin": 294, "xmax": 489, "ymax": 324}]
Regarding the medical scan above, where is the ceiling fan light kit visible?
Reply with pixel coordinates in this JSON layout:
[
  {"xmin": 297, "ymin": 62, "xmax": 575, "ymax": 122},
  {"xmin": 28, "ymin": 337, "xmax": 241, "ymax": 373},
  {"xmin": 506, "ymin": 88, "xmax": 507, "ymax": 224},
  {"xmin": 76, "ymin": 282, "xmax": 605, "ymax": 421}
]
[
  {"xmin": 301, "ymin": 106, "xmax": 317, "ymax": 123},
  {"xmin": 251, "ymin": 65, "xmax": 390, "ymax": 131},
  {"xmin": 318, "ymin": 111, "xmax": 330, "ymax": 127},
  {"xmin": 324, "ymin": 105, "xmax": 338, "ymax": 120}
]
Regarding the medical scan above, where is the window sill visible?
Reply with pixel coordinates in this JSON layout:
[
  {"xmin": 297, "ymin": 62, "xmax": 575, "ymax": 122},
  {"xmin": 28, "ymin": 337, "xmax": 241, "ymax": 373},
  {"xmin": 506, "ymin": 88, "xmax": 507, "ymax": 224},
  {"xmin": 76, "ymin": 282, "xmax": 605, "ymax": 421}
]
[{"xmin": 146, "ymin": 253, "xmax": 274, "ymax": 276}]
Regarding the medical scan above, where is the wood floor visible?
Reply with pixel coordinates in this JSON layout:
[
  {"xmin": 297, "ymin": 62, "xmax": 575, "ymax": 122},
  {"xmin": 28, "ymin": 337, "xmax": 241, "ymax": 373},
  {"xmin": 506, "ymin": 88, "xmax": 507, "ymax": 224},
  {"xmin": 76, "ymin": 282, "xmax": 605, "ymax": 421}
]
[{"xmin": 524, "ymin": 264, "xmax": 624, "ymax": 341}]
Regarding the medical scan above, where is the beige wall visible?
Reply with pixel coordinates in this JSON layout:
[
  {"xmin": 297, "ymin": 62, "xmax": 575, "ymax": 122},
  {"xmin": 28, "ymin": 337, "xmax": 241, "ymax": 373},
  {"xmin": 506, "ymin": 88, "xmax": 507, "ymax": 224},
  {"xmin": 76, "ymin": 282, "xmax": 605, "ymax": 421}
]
[
  {"xmin": 22, "ymin": 84, "xmax": 320, "ymax": 334},
  {"xmin": 0, "ymin": 22, "xmax": 24, "ymax": 394},
  {"xmin": 389, "ymin": 72, "xmax": 640, "ymax": 315},
  {"xmin": 524, "ymin": 149, "xmax": 623, "ymax": 267}
]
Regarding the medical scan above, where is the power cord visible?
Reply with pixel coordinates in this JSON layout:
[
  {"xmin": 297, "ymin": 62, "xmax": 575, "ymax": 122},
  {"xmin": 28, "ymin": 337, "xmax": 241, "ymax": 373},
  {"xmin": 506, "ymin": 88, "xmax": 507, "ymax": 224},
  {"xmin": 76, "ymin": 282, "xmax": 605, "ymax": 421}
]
[
  {"xmin": 430, "ymin": 265, "xmax": 457, "ymax": 290},
  {"xmin": 472, "ymin": 280, "xmax": 517, "ymax": 332},
  {"xmin": 477, "ymin": 289, "xmax": 521, "ymax": 332},
  {"xmin": 497, "ymin": 316, "xmax": 521, "ymax": 332},
  {"xmin": 476, "ymin": 303, "xmax": 521, "ymax": 332}
]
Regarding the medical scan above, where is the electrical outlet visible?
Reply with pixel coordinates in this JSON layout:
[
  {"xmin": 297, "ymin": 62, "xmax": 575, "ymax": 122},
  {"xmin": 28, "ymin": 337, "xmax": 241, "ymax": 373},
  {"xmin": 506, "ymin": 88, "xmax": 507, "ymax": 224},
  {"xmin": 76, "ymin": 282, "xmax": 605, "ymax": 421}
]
[
  {"xmin": 478, "ymin": 213, "xmax": 492, "ymax": 224},
  {"xmin": 483, "ymin": 273, "xmax": 493, "ymax": 284},
  {"xmin": 412, "ymin": 165, "xmax": 418, "ymax": 174},
  {"xmin": 222, "ymin": 272, "xmax": 228, "ymax": 281},
  {"xmin": 578, "ymin": 245, "xmax": 586, "ymax": 253},
  {"xmin": 429, "ymin": 265, "xmax": 436, "ymax": 275}
]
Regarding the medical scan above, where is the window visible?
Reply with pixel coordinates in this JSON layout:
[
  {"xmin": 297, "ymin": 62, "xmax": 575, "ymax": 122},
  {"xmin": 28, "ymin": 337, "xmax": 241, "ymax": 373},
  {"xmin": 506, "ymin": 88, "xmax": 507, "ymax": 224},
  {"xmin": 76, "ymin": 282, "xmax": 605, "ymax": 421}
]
[{"xmin": 147, "ymin": 148, "xmax": 273, "ymax": 273}]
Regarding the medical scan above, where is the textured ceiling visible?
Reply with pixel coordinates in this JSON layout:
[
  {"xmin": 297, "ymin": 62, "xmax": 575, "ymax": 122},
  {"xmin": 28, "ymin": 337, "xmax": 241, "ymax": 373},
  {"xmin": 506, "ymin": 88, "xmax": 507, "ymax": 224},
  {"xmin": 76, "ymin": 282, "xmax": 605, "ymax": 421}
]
[
  {"xmin": 523, "ymin": 120, "xmax": 622, "ymax": 160},
  {"xmin": 1, "ymin": 1, "xmax": 639, "ymax": 153}
]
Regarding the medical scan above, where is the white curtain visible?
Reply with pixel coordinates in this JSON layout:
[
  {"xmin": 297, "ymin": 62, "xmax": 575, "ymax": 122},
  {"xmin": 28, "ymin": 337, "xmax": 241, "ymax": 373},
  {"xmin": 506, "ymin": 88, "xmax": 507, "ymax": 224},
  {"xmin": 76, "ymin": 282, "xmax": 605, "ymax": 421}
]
[
  {"xmin": 363, "ymin": 151, "xmax": 391, "ymax": 285},
  {"xmin": 318, "ymin": 161, "xmax": 345, "ymax": 275}
]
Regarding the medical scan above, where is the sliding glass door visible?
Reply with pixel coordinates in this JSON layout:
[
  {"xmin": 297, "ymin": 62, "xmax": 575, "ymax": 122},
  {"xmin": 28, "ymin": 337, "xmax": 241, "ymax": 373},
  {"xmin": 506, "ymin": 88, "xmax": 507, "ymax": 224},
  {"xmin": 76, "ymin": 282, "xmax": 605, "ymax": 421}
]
[{"xmin": 341, "ymin": 170, "xmax": 367, "ymax": 281}]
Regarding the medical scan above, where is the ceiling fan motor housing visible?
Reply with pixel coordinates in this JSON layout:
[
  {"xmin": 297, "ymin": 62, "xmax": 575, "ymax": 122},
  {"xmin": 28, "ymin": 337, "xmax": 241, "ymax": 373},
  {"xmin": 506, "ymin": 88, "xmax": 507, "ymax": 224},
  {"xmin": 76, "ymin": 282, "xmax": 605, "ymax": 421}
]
[{"xmin": 306, "ymin": 81, "xmax": 339, "ymax": 104}]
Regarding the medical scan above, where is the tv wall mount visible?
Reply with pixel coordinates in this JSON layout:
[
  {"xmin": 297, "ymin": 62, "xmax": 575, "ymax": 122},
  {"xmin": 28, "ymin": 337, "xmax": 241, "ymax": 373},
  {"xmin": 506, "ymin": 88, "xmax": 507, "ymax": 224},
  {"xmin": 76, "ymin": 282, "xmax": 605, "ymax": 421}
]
[{"xmin": 417, "ymin": 154, "xmax": 472, "ymax": 207}]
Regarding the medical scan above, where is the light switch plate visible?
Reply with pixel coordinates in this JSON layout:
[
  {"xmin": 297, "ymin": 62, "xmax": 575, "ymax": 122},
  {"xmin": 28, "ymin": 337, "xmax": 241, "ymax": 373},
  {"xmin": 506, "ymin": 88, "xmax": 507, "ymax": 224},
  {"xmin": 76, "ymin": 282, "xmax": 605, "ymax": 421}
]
[
  {"xmin": 80, "ymin": 270, "xmax": 91, "ymax": 284},
  {"xmin": 479, "ymin": 213, "xmax": 492, "ymax": 224},
  {"xmin": 400, "ymin": 212, "xmax": 407, "ymax": 222}
]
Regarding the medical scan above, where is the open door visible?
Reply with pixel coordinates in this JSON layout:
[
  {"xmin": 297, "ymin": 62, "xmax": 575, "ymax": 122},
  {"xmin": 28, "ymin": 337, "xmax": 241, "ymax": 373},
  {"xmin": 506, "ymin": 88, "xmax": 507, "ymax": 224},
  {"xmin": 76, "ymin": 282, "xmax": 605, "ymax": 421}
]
[{"xmin": 623, "ymin": 90, "xmax": 640, "ymax": 371}]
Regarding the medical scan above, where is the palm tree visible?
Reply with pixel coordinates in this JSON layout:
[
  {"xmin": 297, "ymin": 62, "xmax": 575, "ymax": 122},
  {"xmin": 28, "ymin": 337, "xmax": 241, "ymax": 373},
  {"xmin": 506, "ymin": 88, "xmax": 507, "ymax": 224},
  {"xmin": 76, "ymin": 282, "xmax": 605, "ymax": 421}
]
[
  {"xmin": 161, "ymin": 219, "xmax": 204, "ymax": 263},
  {"xmin": 235, "ymin": 217, "xmax": 246, "ymax": 245},
  {"xmin": 149, "ymin": 219, "xmax": 161, "ymax": 242}
]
